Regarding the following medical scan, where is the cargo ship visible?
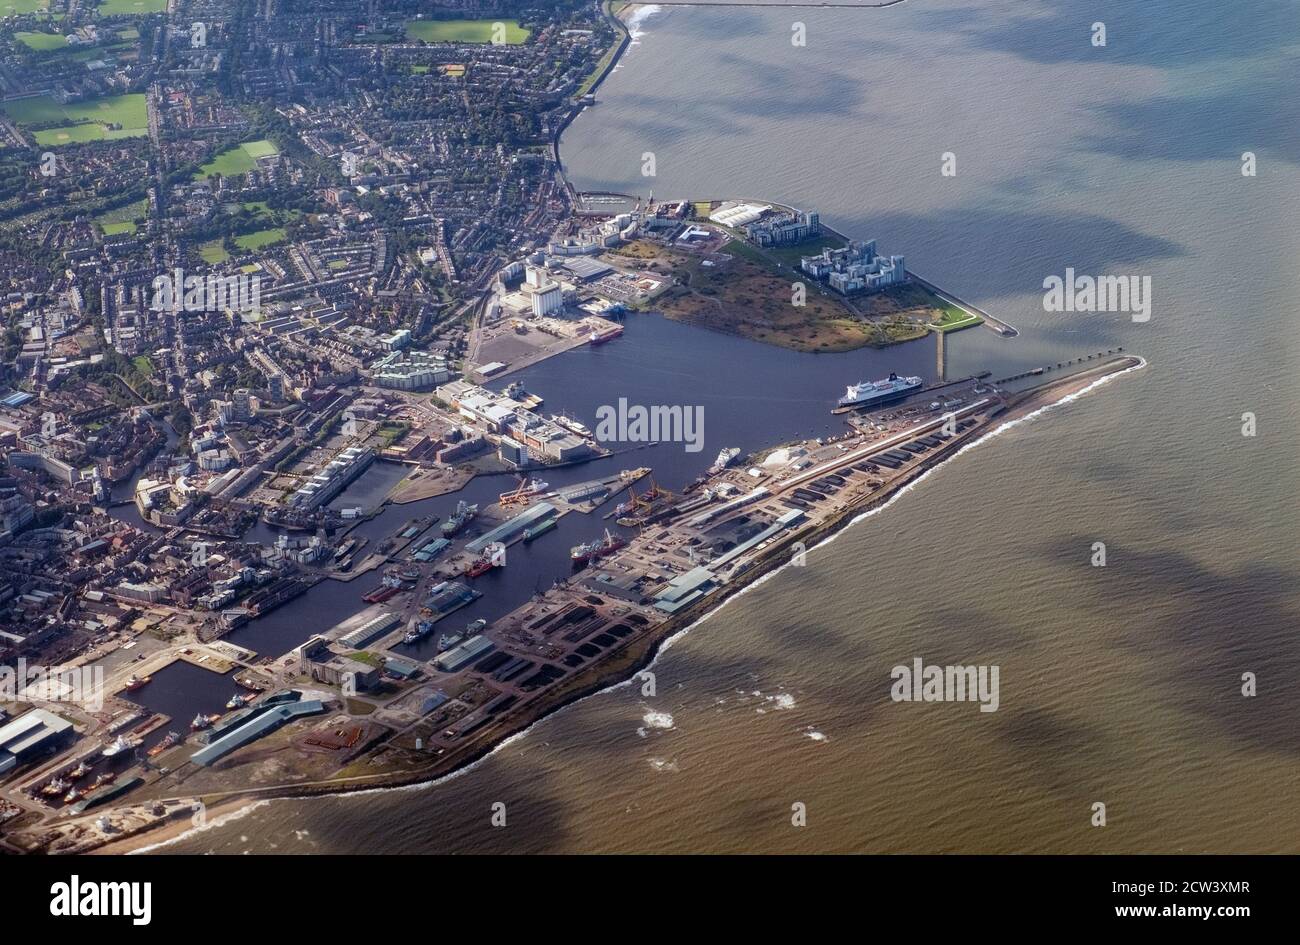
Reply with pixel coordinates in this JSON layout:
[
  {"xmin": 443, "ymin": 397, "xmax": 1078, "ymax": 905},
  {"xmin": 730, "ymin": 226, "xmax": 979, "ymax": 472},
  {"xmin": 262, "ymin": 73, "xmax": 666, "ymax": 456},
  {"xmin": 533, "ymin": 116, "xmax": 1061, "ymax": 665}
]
[
  {"xmin": 522, "ymin": 518, "xmax": 557, "ymax": 542},
  {"xmin": 147, "ymin": 731, "xmax": 181, "ymax": 758},
  {"xmin": 550, "ymin": 413, "xmax": 592, "ymax": 437},
  {"xmin": 463, "ymin": 555, "xmax": 498, "ymax": 579},
  {"xmin": 190, "ymin": 713, "xmax": 218, "ymax": 732},
  {"xmin": 437, "ymin": 631, "xmax": 464, "ymax": 652},
  {"xmin": 244, "ymin": 577, "xmax": 309, "ymax": 616},
  {"xmin": 124, "ymin": 674, "xmax": 151, "ymax": 692},
  {"xmin": 708, "ymin": 447, "xmax": 740, "ymax": 474},
  {"xmin": 589, "ymin": 323, "xmax": 624, "ymax": 345},
  {"xmin": 225, "ymin": 692, "xmax": 254, "ymax": 711},
  {"xmin": 68, "ymin": 761, "xmax": 91, "ymax": 781},
  {"xmin": 362, "ymin": 572, "xmax": 407, "ymax": 603},
  {"xmin": 499, "ymin": 477, "xmax": 550, "ymax": 507},
  {"xmin": 571, "ymin": 529, "xmax": 626, "ymax": 567},
  {"xmin": 835, "ymin": 372, "xmax": 923, "ymax": 411},
  {"xmin": 404, "ymin": 620, "xmax": 435, "ymax": 645},
  {"xmin": 441, "ymin": 501, "xmax": 478, "ymax": 537},
  {"xmin": 40, "ymin": 777, "xmax": 69, "ymax": 797},
  {"xmin": 101, "ymin": 735, "xmax": 140, "ymax": 759},
  {"xmin": 362, "ymin": 584, "xmax": 401, "ymax": 603}
]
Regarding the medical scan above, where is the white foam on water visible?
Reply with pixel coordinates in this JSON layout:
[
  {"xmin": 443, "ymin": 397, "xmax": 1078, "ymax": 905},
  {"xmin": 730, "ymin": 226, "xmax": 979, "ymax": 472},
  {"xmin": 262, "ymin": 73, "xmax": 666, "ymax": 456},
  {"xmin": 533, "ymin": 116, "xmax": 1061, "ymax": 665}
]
[
  {"xmin": 129, "ymin": 799, "xmax": 271, "ymax": 855},
  {"xmin": 642, "ymin": 709, "xmax": 675, "ymax": 730},
  {"xmin": 626, "ymin": 5, "xmax": 663, "ymax": 41}
]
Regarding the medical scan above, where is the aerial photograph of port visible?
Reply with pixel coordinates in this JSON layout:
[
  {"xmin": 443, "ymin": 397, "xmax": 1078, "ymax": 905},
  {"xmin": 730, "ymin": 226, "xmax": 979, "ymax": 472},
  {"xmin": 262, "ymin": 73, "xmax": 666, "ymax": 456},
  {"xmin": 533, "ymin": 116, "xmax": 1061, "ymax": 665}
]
[{"xmin": 0, "ymin": 0, "xmax": 1293, "ymax": 909}]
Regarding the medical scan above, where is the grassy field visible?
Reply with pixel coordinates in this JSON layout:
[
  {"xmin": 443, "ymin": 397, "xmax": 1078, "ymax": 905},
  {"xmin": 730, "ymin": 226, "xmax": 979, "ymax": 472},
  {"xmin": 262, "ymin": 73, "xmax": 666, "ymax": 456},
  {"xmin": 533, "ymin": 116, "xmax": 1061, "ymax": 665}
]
[
  {"xmin": 96, "ymin": 198, "xmax": 148, "ymax": 235},
  {"xmin": 1, "ymin": 0, "xmax": 49, "ymax": 14},
  {"xmin": 405, "ymin": 18, "xmax": 530, "ymax": 44},
  {"xmin": 931, "ymin": 305, "xmax": 984, "ymax": 333},
  {"xmin": 195, "ymin": 139, "xmax": 279, "ymax": 179},
  {"xmin": 576, "ymin": 20, "xmax": 625, "ymax": 97},
  {"xmin": 765, "ymin": 233, "xmax": 846, "ymax": 266},
  {"xmin": 14, "ymin": 31, "xmax": 66, "ymax": 51},
  {"xmin": 198, "ymin": 227, "xmax": 285, "ymax": 263},
  {"xmin": 96, "ymin": 0, "xmax": 166, "ymax": 13},
  {"xmin": 2, "ymin": 93, "xmax": 148, "ymax": 145},
  {"xmin": 234, "ymin": 227, "xmax": 286, "ymax": 252},
  {"xmin": 612, "ymin": 239, "xmax": 880, "ymax": 351},
  {"xmin": 199, "ymin": 240, "xmax": 229, "ymax": 264},
  {"xmin": 610, "ymin": 237, "xmax": 951, "ymax": 351}
]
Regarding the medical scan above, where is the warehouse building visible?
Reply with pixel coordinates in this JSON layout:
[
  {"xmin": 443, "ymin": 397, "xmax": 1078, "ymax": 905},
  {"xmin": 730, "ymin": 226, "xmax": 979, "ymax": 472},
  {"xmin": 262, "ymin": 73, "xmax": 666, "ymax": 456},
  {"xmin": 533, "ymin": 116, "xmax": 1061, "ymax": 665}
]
[
  {"xmin": 0, "ymin": 708, "xmax": 74, "ymax": 776},
  {"xmin": 464, "ymin": 502, "xmax": 556, "ymax": 554},
  {"xmin": 435, "ymin": 635, "xmax": 495, "ymax": 673},
  {"xmin": 190, "ymin": 700, "xmax": 326, "ymax": 767}
]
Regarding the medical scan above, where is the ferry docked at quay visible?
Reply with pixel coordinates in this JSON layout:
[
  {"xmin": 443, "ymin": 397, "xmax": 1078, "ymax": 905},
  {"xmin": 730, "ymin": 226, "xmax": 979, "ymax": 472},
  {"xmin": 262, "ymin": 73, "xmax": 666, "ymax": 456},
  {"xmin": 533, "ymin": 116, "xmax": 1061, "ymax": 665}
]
[{"xmin": 834, "ymin": 372, "xmax": 924, "ymax": 412}]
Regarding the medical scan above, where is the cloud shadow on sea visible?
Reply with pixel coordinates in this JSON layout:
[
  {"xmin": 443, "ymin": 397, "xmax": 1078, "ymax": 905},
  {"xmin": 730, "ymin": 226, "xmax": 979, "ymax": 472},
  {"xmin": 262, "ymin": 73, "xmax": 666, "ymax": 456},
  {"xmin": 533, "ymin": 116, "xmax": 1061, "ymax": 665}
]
[
  {"xmin": 914, "ymin": 0, "xmax": 1300, "ymax": 70},
  {"xmin": 1037, "ymin": 535, "xmax": 1300, "ymax": 756}
]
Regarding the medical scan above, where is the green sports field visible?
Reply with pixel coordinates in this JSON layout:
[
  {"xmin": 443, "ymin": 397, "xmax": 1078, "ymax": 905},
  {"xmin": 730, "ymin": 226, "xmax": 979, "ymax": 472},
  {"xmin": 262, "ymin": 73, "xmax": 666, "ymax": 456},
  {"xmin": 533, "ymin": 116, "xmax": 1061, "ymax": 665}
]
[
  {"xmin": 14, "ymin": 31, "xmax": 67, "ymax": 51},
  {"xmin": 96, "ymin": 0, "xmax": 166, "ymax": 14},
  {"xmin": 199, "ymin": 240, "xmax": 229, "ymax": 265},
  {"xmin": 405, "ymin": 18, "xmax": 530, "ymax": 44},
  {"xmin": 1, "ymin": 93, "xmax": 148, "ymax": 146},
  {"xmin": 235, "ymin": 227, "xmax": 286, "ymax": 252},
  {"xmin": 96, "ymin": 198, "xmax": 148, "ymax": 235},
  {"xmin": 1, "ymin": 0, "xmax": 49, "ymax": 14},
  {"xmin": 195, "ymin": 139, "xmax": 280, "ymax": 179}
]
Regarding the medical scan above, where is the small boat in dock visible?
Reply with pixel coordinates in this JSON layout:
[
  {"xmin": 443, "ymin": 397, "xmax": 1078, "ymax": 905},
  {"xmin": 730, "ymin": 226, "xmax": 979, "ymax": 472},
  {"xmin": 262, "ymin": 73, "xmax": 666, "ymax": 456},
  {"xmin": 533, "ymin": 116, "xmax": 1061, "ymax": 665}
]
[
  {"xmin": 550, "ymin": 413, "xmax": 592, "ymax": 438},
  {"xmin": 40, "ymin": 777, "xmax": 69, "ymax": 797},
  {"xmin": 523, "ymin": 518, "xmax": 557, "ymax": 542},
  {"xmin": 404, "ymin": 620, "xmax": 435, "ymax": 645},
  {"xmin": 147, "ymin": 731, "xmax": 181, "ymax": 757},
  {"xmin": 101, "ymin": 735, "xmax": 140, "ymax": 759},
  {"xmin": 571, "ymin": 529, "xmax": 626, "ymax": 567},
  {"xmin": 441, "ymin": 501, "xmax": 479, "ymax": 537}
]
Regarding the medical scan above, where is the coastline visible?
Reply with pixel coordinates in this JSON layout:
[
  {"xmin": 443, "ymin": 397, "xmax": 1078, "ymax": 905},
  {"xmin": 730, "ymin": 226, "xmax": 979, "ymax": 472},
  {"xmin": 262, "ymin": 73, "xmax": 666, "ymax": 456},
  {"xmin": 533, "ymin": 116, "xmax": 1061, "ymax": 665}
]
[
  {"xmin": 43, "ymin": 6, "xmax": 1141, "ymax": 858},
  {"xmin": 86, "ymin": 353, "xmax": 1145, "ymax": 856}
]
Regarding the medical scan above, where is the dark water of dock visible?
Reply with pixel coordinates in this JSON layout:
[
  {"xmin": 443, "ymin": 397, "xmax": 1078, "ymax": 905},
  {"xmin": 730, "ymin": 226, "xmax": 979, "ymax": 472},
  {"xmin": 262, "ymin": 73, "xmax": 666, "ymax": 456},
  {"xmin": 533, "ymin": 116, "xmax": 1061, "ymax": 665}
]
[{"xmin": 120, "ymin": 661, "xmax": 237, "ymax": 750}]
